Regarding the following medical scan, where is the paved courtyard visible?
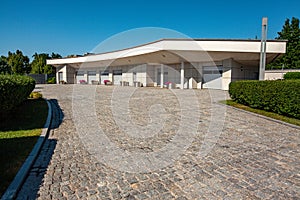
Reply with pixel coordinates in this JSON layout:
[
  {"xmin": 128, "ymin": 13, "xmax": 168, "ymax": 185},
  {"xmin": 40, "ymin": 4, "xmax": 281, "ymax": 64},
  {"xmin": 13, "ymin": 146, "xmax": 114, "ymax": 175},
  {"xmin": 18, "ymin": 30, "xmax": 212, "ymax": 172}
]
[{"xmin": 17, "ymin": 85, "xmax": 300, "ymax": 199}]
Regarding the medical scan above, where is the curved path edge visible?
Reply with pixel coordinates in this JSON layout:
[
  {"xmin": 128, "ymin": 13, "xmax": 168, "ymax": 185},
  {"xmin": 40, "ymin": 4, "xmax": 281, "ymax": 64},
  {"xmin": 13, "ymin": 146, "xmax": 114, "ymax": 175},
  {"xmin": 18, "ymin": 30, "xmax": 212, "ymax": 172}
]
[
  {"xmin": 218, "ymin": 102, "xmax": 300, "ymax": 130},
  {"xmin": 1, "ymin": 99, "xmax": 53, "ymax": 200}
]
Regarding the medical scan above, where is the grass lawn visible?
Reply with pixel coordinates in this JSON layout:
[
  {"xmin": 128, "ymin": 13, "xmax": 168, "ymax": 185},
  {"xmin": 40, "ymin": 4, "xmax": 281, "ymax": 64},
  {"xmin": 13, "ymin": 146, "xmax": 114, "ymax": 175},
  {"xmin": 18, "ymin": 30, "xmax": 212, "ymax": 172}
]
[
  {"xmin": 222, "ymin": 100, "xmax": 300, "ymax": 127},
  {"xmin": 0, "ymin": 99, "xmax": 48, "ymax": 196}
]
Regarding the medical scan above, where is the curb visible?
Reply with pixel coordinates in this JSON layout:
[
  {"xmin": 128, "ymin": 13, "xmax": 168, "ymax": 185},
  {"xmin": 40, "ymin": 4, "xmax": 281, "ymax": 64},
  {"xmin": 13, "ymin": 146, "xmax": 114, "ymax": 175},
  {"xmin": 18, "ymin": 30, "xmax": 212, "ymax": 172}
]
[
  {"xmin": 218, "ymin": 102, "xmax": 300, "ymax": 130},
  {"xmin": 1, "ymin": 99, "xmax": 53, "ymax": 200}
]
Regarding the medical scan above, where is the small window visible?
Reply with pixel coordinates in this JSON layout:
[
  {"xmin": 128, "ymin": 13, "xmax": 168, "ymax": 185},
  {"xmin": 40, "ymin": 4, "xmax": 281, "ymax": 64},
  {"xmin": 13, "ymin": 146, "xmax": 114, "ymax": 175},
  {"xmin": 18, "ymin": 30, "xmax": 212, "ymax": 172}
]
[
  {"xmin": 203, "ymin": 66, "xmax": 223, "ymax": 74},
  {"xmin": 77, "ymin": 71, "xmax": 85, "ymax": 76},
  {"xmin": 88, "ymin": 71, "xmax": 96, "ymax": 75},
  {"xmin": 113, "ymin": 70, "xmax": 122, "ymax": 75},
  {"xmin": 101, "ymin": 70, "xmax": 109, "ymax": 75}
]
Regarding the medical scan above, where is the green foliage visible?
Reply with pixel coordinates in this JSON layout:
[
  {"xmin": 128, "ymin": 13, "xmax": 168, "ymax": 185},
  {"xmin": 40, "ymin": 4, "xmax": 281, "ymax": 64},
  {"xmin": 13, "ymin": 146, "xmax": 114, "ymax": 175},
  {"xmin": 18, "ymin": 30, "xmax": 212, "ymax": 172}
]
[
  {"xmin": 223, "ymin": 100, "xmax": 300, "ymax": 126},
  {"xmin": 229, "ymin": 80, "xmax": 300, "ymax": 119},
  {"xmin": 30, "ymin": 53, "xmax": 51, "ymax": 74},
  {"xmin": 6, "ymin": 50, "xmax": 31, "ymax": 75},
  {"xmin": 0, "ymin": 56, "xmax": 11, "ymax": 74},
  {"xmin": 283, "ymin": 72, "xmax": 300, "ymax": 79},
  {"xmin": 66, "ymin": 54, "xmax": 79, "ymax": 58},
  {"xmin": 267, "ymin": 17, "xmax": 300, "ymax": 69},
  {"xmin": 1, "ymin": 51, "xmax": 61, "ymax": 75},
  {"xmin": 0, "ymin": 99, "xmax": 48, "ymax": 195},
  {"xmin": 30, "ymin": 52, "xmax": 62, "ymax": 74},
  {"xmin": 29, "ymin": 92, "xmax": 43, "ymax": 99},
  {"xmin": 0, "ymin": 75, "xmax": 35, "ymax": 114},
  {"xmin": 47, "ymin": 76, "xmax": 56, "ymax": 84},
  {"xmin": 51, "ymin": 52, "xmax": 62, "ymax": 59}
]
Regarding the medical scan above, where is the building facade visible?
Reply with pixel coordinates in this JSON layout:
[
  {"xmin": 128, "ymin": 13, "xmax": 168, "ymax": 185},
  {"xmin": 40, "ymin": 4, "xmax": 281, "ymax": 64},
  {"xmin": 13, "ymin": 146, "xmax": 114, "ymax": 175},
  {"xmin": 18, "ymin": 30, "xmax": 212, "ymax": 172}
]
[{"xmin": 47, "ymin": 39, "xmax": 286, "ymax": 90}]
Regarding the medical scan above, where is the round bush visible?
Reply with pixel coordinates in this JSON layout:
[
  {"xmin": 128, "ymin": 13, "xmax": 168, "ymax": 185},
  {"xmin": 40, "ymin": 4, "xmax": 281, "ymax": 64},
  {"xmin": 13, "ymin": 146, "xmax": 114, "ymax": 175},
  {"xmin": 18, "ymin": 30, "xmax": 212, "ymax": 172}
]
[{"xmin": 0, "ymin": 75, "xmax": 36, "ymax": 113}]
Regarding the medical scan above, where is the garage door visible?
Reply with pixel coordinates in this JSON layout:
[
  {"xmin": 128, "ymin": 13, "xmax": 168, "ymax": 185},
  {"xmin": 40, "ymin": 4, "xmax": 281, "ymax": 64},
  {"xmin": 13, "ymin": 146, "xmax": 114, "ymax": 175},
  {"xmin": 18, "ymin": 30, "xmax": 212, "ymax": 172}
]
[
  {"xmin": 76, "ymin": 71, "xmax": 85, "ymax": 84},
  {"xmin": 113, "ymin": 70, "xmax": 122, "ymax": 85},
  {"xmin": 202, "ymin": 66, "xmax": 223, "ymax": 89},
  {"xmin": 87, "ymin": 71, "xmax": 97, "ymax": 84},
  {"xmin": 100, "ymin": 70, "xmax": 109, "ymax": 84}
]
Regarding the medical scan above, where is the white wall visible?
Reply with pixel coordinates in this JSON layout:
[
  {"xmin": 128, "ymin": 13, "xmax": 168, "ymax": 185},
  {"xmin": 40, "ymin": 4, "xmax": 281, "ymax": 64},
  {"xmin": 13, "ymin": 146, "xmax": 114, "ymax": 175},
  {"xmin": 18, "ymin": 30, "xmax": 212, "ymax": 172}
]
[
  {"xmin": 222, "ymin": 59, "xmax": 232, "ymax": 90},
  {"xmin": 56, "ymin": 65, "xmax": 67, "ymax": 83},
  {"xmin": 55, "ymin": 65, "xmax": 76, "ymax": 84},
  {"xmin": 134, "ymin": 64, "xmax": 147, "ymax": 86},
  {"xmin": 265, "ymin": 69, "xmax": 300, "ymax": 80},
  {"xmin": 122, "ymin": 66, "xmax": 134, "ymax": 86}
]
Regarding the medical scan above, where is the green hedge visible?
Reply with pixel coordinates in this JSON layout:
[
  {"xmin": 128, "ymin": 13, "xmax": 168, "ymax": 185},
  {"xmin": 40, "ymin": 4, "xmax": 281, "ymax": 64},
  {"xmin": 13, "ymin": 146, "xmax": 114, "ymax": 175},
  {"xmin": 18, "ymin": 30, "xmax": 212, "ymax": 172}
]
[
  {"xmin": 284, "ymin": 72, "xmax": 300, "ymax": 80},
  {"xmin": 229, "ymin": 80, "xmax": 300, "ymax": 119},
  {"xmin": 0, "ymin": 75, "xmax": 35, "ymax": 113}
]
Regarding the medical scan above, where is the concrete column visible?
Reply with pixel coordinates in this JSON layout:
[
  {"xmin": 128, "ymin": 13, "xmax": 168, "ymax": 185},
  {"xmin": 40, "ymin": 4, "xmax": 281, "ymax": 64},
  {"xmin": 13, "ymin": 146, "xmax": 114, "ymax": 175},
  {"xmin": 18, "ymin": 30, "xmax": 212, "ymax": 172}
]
[
  {"xmin": 83, "ymin": 70, "xmax": 88, "ymax": 83},
  {"xmin": 63, "ymin": 65, "xmax": 68, "ymax": 82},
  {"xmin": 180, "ymin": 62, "xmax": 185, "ymax": 89},
  {"xmin": 96, "ymin": 70, "xmax": 100, "ymax": 83},
  {"xmin": 160, "ymin": 64, "xmax": 164, "ymax": 88},
  {"xmin": 56, "ymin": 68, "xmax": 59, "ymax": 84},
  {"xmin": 259, "ymin": 17, "xmax": 268, "ymax": 80},
  {"xmin": 109, "ymin": 70, "xmax": 113, "ymax": 83}
]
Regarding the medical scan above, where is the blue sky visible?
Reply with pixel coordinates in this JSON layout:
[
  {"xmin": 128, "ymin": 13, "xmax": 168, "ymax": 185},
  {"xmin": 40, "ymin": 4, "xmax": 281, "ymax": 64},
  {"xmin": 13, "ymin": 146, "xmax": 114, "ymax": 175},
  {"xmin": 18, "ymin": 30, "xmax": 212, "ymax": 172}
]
[{"xmin": 0, "ymin": 0, "xmax": 299, "ymax": 58}]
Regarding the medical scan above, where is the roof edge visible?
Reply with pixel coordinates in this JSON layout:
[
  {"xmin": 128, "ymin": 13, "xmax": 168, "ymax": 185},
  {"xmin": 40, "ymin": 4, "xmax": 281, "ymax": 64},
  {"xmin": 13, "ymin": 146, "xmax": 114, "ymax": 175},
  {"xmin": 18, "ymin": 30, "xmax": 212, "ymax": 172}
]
[{"xmin": 48, "ymin": 38, "xmax": 287, "ymax": 61}]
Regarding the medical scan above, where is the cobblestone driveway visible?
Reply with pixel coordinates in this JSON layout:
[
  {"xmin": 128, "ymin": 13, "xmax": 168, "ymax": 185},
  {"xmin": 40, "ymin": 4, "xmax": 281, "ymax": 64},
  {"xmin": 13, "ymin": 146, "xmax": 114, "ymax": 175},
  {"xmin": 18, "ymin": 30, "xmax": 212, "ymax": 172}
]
[{"xmin": 17, "ymin": 85, "xmax": 300, "ymax": 199}]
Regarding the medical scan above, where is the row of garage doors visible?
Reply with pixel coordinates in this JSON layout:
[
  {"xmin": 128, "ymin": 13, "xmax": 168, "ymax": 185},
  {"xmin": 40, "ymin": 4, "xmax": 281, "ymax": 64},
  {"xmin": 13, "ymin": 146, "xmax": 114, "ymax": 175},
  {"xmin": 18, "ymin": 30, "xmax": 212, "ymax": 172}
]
[
  {"xmin": 76, "ymin": 70, "xmax": 122, "ymax": 85},
  {"xmin": 75, "ymin": 67, "xmax": 223, "ymax": 89}
]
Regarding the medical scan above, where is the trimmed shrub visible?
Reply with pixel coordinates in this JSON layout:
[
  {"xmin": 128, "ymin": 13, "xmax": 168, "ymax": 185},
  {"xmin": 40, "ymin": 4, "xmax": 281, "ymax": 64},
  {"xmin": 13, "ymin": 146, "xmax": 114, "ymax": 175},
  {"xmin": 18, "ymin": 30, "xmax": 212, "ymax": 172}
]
[
  {"xmin": 47, "ymin": 77, "xmax": 56, "ymax": 84},
  {"xmin": 0, "ymin": 75, "xmax": 35, "ymax": 114},
  {"xmin": 284, "ymin": 72, "xmax": 300, "ymax": 80},
  {"xmin": 229, "ymin": 80, "xmax": 300, "ymax": 119}
]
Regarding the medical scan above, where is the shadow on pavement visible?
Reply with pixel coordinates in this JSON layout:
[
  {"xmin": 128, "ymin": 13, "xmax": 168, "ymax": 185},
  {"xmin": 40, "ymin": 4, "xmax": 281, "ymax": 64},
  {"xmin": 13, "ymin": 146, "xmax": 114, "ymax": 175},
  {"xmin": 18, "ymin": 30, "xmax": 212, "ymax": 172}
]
[
  {"xmin": 49, "ymin": 99, "xmax": 64, "ymax": 129},
  {"xmin": 15, "ymin": 139, "xmax": 57, "ymax": 200},
  {"xmin": 15, "ymin": 99, "xmax": 64, "ymax": 199}
]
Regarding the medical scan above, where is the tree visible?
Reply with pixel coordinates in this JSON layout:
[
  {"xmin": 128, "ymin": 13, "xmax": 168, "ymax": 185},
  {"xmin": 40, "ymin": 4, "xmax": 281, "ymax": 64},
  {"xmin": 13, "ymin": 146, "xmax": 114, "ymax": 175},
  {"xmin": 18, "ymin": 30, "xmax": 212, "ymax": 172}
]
[
  {"xmin": 31, "ymin": 53, "xmax": 50, "ymax": 74},
  {"xmin": 0, "ymin": 56, "xmax": 11, "ymax": 74},
  {"xmin": 51, "ymin": 53, "xmax": 62, "ymax": 59},
  {"xmin": 6, "ymin": 50, "xmax": 30, "ymax": 74},
  {"xmin": 30, "ymin": 52, "xmax": 62, "ymax": 74},
  {"xmin": 66, "ymin": 54, "xmax": 80, "ymax": 58},
  {"xmin": 267, "ymin": 17, "xmax": 300, "ymax": 69}
]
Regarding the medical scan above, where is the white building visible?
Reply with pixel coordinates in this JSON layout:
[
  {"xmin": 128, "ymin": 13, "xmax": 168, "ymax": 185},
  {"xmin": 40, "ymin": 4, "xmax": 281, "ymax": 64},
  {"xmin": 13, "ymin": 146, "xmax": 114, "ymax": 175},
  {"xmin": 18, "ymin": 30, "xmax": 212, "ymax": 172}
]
[{"xmin": 47, "ymin": 39, "xmax": 286, "ymax": 90}]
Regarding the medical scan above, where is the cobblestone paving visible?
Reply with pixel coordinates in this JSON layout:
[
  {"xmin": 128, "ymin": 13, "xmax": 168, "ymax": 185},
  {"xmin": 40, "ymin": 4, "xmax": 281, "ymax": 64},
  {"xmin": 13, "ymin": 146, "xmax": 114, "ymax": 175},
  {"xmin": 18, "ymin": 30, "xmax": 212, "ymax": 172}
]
[{"xmin": 17, "ymin": 85, "xmax": 300, "ymax": 199}]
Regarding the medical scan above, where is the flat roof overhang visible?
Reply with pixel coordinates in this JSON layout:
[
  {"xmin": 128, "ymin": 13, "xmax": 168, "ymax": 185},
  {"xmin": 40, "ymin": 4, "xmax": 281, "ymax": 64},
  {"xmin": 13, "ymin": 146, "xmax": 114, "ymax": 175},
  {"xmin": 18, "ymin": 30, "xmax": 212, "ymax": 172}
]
[{"xmin": 47, "ymin": 39, "xmax": 286, "ymax": 68}]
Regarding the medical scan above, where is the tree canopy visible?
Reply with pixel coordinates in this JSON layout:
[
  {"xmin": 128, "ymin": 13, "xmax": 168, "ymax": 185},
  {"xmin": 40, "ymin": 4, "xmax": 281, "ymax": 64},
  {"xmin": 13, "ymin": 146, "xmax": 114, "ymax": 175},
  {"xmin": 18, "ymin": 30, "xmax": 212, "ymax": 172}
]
[
  {"xmin": 51, "ymin": 53, "xmax": 62, "ymax": 59},
  {"xmin": 0, "ymin": 56, "xmax": 11, "ymax": 74},
  {"xmin": 6, "ymin": 50, "xmax": 30, "ymax": 74},
  {"xmin": 0, "ymin": 51, "xmax": 62, "ymax": 75},
  {"xmin": 31, "ymin": 53, "xmax": 50, "ymax": 74},
  {"xmin": 267, "ymin": 17, "xmax": 300, "ymax": 69},
  {"xmin": 30, "ymin": 53, "xmax": 62, "ymax": 74}
]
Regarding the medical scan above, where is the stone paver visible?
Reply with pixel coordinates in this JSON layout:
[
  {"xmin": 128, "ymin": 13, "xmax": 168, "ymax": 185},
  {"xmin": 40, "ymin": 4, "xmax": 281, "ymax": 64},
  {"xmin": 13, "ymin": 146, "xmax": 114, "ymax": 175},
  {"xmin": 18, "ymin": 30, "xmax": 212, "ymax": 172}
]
[{"xmin": 17, "ymin": 85, "xmax": 300, "ymax": 199}]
